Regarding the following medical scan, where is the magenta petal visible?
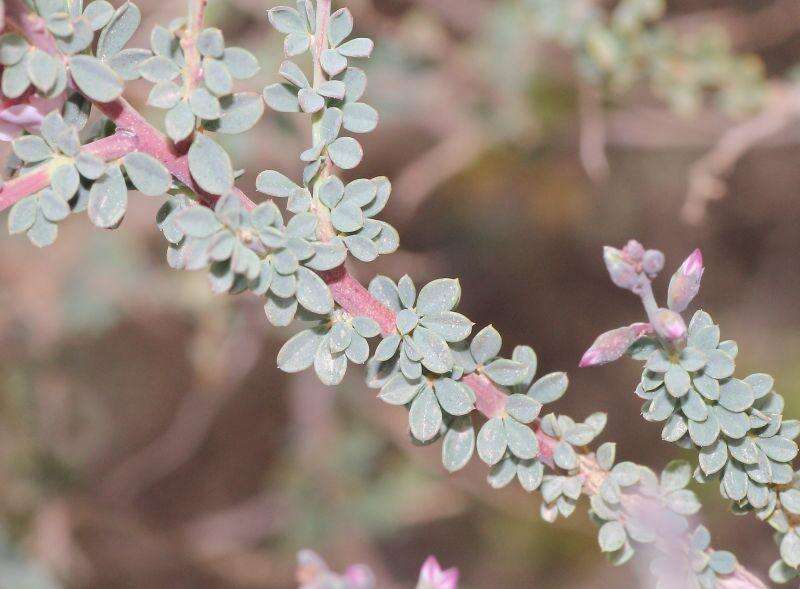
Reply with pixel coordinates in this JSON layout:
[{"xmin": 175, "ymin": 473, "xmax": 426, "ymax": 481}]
[
  {"xmin": 680, "ymin": 248, "xmax": 703, "ymax": 276},
  {"xmin": 419, "ymin": 555, "xmax": 441, "ymax": 582},
  {"xmin": 0, "ymin": 120, "xmax": 22, "ymax": 142},
  {"xmin": 579, "ymin": 348, "xmax": 602, "ymax": 368},
  {"xmin": 579, "ymin": 322, "xmax": 652, "ymax": 368},
  {"xmin": 344, "ymin": 564, "xmax": 374, "ymax": 588},
  {"xmin": 1, "ymin": 103, "xmax": 45, "ymax": 129},
  {"xmin": 438, "ymin": 568, "xmax": 460, "ymax": 589}
]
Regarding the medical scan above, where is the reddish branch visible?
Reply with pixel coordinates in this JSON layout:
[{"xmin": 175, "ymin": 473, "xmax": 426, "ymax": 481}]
[{"xmin": 0, "ymin": 4, "xmax": 770, "ymax": 586}]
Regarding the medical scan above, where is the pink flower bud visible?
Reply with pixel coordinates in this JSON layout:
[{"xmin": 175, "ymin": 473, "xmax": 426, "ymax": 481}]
[
  {"xmin": 344, "ymin": 565, "xmax": 375, "ymax": 588},
  {"xmin": 0, "ymin": 93, "xmax": 65, "ymax": 142},
  {"xmin": 652, "ymin": 308, "xmax": 687, "ymax": 342},
  {"xmin": 667, "ymin": 249, "xmax": 704, "ymax": 313},
  {"xmin": 417, "ymin": 556, "xmax": 459, "ymax": 589},
  {"xmin": 623, "ymin": 239, "xmax": 645, "ymax": 261},
  {"xmin": 579, "ymin": 322, "xmax": 653, "ymax": 367},
  {"xmin": 642, "ymin": 249, "xmax": 665, "ymax": 275},
  {"xmin": 603, "ymin": 246, "xmax": 639, "ymax": 291}
]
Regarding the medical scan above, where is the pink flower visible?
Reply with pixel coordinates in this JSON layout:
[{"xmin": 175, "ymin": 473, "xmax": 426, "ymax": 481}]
[
  {"xmin": 0, "ymin": 93, "xmax": 64, "ymax": 142},
  {"xmin": 667, "ymin": 249, "xmax": 704, "ymax": 313},
  {"xmin": 417, "ymin": 556, "xmax": 459, "ymax": 589},
  {"xmin": 603, "ymin": 246, "xmax": 639, "ymax": 291},
  {"xmin": 579, "ymin": 322, "xmax": 653, "ymax": 367},
  {"xmin": 343, "ymin": 565, "xmax": 375, "ymax": 588},
  {"xmin": 652, "ymin": 308, "xmax": 687, "ymax": 342}
]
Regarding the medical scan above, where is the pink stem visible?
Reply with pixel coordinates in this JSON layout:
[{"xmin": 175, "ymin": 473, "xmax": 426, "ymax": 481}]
[
  {"xmin": 319, "ymin": 266, "xmax": 395, "ymax": 335},
  {"xmin": 82, "ymin": 131, "xmax": 139, "ymax": 160},
  {"xmin": 313, "ymin": 0, "xmax": 332, "ymax": 87},
  {"xmin": 93, "ymin": 98, "xmax": 244, "ymax": 209},
  {"xmin": 0, "ymin": 167, "xmax": 52, "ymax": 210},
  {"xmin": 5, "ymin": 0, "xmax": 58, "ymax": 54},
  {"xmin": 0, "ymin": 132, "xmax": 140, "ymax": 212},
  {"xmin": 462, "ymin": 372, "xmax": 508, "ymax": 419},
  {"xmin": 0, "ymin": 4, "xmax": 770, "ymax": 586},
  {"xmin": 180, "ymin": 0, "xmax": 208, "ymax": 93}
]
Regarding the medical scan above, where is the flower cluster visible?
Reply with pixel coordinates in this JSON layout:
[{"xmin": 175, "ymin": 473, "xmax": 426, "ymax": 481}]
[
  {"xmin": 584, "ymin": 242, "xmax": 800, "ymax": 583},
  {"xmin": 295, "ymin": 550, "xmax": 458, "ymax": 589}
]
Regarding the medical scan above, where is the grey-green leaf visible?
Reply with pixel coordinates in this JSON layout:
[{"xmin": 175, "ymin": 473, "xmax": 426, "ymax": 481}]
[
  {"xmin": 69, "ymin": 55, "xmax": 124, "ymax": 102},
  {"xmin": 295, "ymin": 266, "xmax": 334, "ymax": 314},
  {"xmin": 416, "ymin": 278, "xmax": 460, "ymax": 316},
  {"xmin": 39, "ymin": 188, "xmax": 70, "ymax": 222},
  {"xmin": 598, "ymin": 521, "xmax": 626, "ymax": 552},
  {"xmin": 470, "ymin": 324, "xmax": 501, "ymax": 364},
  {"xmin": 505, "ymin": 418, "xmax": 539, "ymax": 460},
  {"xmin": 484, "ymin": 359, "xmax": 529, "ymax": 386},
  {"xmin": 419, "ymin": 312, "xmax": 473, "ymax": 343},
  {"xmin": 165, "ymin": 100, "xmax": 197, "ymax": 142},
  {"xmin": 13, "ymin": 136, "xmax": 52, "ymax": 163},
  {"xmin": 97, "ymin": 1, "xmax": 141, "ymax": 59},
  {"xmin": 87, "ymin": 166, "xmax": 128, "ymax": 228},
  {"xmin": 223, "ymin": 47, "xmax": 260, "ymax": 80},
  {"xmin": 327, "ymin": 136, "xmax": 363, "ymax": 170},
  {"xmin": 412, "ymin": 326, "xmax": 453, "ymax": 374},
  {"xmin": 277, "ymin": 328, "xmax": 322, "ymax": 373},
  {"xmin": 212, "ymin": 92, "xmax": 263, "ymax": 135},
  {"xmin": 506, "ymin": 394, "xmax": 541, "ymax": 424},
  {"xmin": 342, "ymin": 102, "xmax": 378, "ymax": 133},
  {"xmin": 477, "ymin": 417, "xmax": 508, "ymax": 465},
  {"xmin": 433, "ymin": 378, "xmax": 473, "ymax": 416},
  {"xmin": 528, "ymin": 372, "xmax": 568, "ymax": 404},
  {"xmin": 8, "ymin": 196, "xmax": 39, "ymax": 235},
  {"xmin": 188, "ymin": 134, "xmax": 234, "ymax": 195},
  {"xmin": 123, "ymin": 152, "xmax": 171, "ymax": 196},
  {"xmin": 442, "ymin": 416, "xmax": 474, "ymax": 472},
  {"xmin": 409, "ymin": 386, "xmax": 442, "ymax": 442}
]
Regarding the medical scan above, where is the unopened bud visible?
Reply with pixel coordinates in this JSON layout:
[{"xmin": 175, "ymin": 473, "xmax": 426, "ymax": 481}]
[
  {"xmin": 642, "ymin": 249, "xmax": 665, "ymax": 275},
  {"xmin": 603, "ymin": 246, "xmax": 639, "ymax": 290},
  {"xmin": 344, "ymin": 565, "xmax": 375, "ymax": 588},
  {"xmin": 652, "ymin": 308, "xmax": 687, "ymax": 342},
  {"xmin": 667, "ymin": 249, "xmax": 704, "ymax": 312},
  {"xmin": 418, "ymin": 556, "xmax": 459, "ymax": 589},
  {"xmin": 623, "ymin": 240, "xmax": 645, "ymax": 261},
  {"xmin": 579, "ymin": 322, "xmax": 653, "ymax": 367}
]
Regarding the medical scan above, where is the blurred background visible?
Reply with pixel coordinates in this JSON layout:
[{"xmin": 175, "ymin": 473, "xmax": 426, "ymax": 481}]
[{"xmin": 3, "ymin": 0, "xmax": 800, "ymax": 587}]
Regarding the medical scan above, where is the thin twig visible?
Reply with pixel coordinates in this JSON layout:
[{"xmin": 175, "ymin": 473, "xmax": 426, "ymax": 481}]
[
  {"xmin": 578, "ymin": 80, "xmax": 609, "ymax": 183},
  {"xmin": 181, "ymin": 0, "xmax": 209, "ymax": 93},
  {"xmin": 99, "ymin": 307, "xmax": 262, "ymax": 503},
  {"xmin": 682, "ymin": 84, "xmax": 800, "ymax": 225}
]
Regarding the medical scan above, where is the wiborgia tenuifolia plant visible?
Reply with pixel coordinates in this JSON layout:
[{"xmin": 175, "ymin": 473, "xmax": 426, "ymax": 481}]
[{"xmin": 0, "ymin": 0, "xmax": 792, "ymax": 586}]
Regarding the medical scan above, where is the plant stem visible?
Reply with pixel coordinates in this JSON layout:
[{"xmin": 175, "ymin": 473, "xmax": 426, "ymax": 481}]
[
  {"xmin": 0, "ymin": 4, "xmax": 771, "ymax": 585},
  {"xmin": 5, "ymin": 0, "xmax": 58, "ymax": 54},
  {"xmin": 181, "ymin": 0, "xmax": 209, "ymax": 94},
  {"xmin": 309, "ymin": 0, "xmax": 336, "ymax": 241},
  {"xmin": 313, "ymin": 0, "xmax": 332, "ymax": 89}
]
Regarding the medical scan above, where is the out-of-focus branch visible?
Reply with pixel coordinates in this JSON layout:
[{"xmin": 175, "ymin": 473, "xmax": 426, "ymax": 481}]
[
  {"xmin": 683, "ymin": 84, "xmax": 800, "ymax": 224},
  {"xmin": 578, "ymin": 81, "xmax": 609, "ymax": 183},
  {"xmin": 390, "ymin": 123, "xmax": 484, "ymax": 220},
  {"xmin": 666, "ymin": 0, "xmax": 800, "ymax": 51},
  {"xmin": 182, "ymin": 492, "xmax": 290, "ymax": 558},
  {"xmin": 100, "ymin": 306, "xmax": 262, "ymax": 503}
]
